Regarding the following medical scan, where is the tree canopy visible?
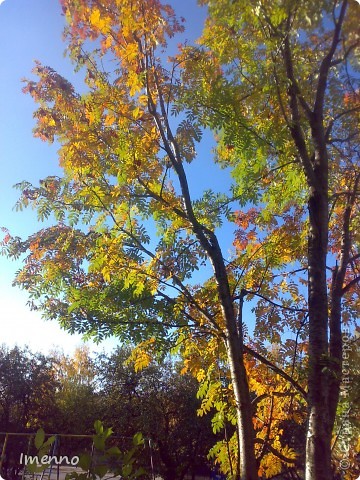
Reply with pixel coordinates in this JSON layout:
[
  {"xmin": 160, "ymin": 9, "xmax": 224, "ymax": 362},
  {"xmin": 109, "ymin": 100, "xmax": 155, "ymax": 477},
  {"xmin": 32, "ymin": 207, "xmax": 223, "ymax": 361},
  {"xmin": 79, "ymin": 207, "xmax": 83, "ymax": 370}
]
[
  {"xmin": 1, "ymin": 0, "xmax": 359, "ymax": 479},
  {"xmin": 0, "ymin": 345, "xmax": 217, "ymax": 480}
]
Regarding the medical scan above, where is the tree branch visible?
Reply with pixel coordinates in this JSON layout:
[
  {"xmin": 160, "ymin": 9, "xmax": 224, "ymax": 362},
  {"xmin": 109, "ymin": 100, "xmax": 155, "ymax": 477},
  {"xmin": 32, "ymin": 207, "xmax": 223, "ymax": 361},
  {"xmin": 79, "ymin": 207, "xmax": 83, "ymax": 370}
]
[
  {"xmin": 282, "ymin": 35, "xmax": 316, "ymax": 186},
  {"xmin": 325, "ymin": 106, "xmax": 360, "ymax": 141},
  {"xmin": 342, "ymin": 276, "xmax": 360, "ymax": 295},
  {"xmin": 235, "ymin": 289, "xmax": 308, "ymax": 314},
  {"xmin": 243, "ymin": 345, "xmax": 307, "ymax": 399},
  {"xmin": 314, "ymin": 0, "xmax": 348, "ymax": 114},
  {"xmin": 254, "ymin": 438, "xmax": 299, "ymax": 465}
]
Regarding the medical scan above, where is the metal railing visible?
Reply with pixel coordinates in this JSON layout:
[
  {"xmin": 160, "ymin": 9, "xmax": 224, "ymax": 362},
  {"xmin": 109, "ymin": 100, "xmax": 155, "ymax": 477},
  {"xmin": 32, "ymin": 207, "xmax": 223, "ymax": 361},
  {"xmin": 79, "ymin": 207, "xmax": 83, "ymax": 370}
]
[{"xmin": 0, "ymin": 432, "xmax": 156, "ymax": 480}]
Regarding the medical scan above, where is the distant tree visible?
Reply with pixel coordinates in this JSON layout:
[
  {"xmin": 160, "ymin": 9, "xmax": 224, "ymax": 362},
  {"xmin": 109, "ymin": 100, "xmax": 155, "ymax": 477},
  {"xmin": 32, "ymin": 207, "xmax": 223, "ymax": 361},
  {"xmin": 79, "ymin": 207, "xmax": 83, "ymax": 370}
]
[
  {"xmin": 98, "ymin": 347, "xmax": 215, "ymax": 480},
  {"xmin": 0, "ymin": 345, "xmax": 59, "ymax": 479},
  {"xmin": 0, "ymin": 345, "xmax": 58, "ymax": 431},
  {"xmin": 51, "ymin": 345, "xmax": 99, "ymax": 434}
]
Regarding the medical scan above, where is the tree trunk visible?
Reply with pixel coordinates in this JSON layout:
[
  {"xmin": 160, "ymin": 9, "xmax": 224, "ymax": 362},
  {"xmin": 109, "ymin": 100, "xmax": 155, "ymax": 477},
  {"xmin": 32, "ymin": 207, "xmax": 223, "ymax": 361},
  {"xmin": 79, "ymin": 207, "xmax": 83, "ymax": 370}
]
[
  {"xmin": 173, "ymin": 154, "xmax": 258, "ymax": 478},
  {"xmin": 280, "ymin": 4, "xmax": 349, "ymax": 476},
  {"xmin": 305, "ymin": 134, "xmax": 332, "ymax": 480},
  {"xmin": 208, "ymin": 235, "xmax": 258, "ymax": 480},
  {"xmin": 225, "ymin": 331, "xmax": 258, "ymax": 480}
]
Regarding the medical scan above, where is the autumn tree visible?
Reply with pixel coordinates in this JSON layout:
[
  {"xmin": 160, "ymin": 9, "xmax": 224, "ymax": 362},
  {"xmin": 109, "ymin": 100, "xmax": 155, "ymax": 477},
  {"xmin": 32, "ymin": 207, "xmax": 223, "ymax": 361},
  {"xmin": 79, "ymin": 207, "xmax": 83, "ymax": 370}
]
[
  {"xmin": 51, "ymin": 346, "xmax": 100, "ymax": 434},
  {"xmin": 1, "ymin": 0, "xmax": 359, "ymax": 479},
  {"xmin": 0, "ymin": 345, "xmax": 59, "ymax": 432},
  {"xmin": 1, "ymin": 1, "xmax": 259, "ymax": 477},
  {"xmin": 97, "ymin": 347, "xmax": 215, "ymax": 479},
  {"xmin": 0, "ymin": 346, "xmax": 59, "ymax": 479},
  {"xmin": 178, "ymin": 0, "xmax": 359, "ymax": 479}
]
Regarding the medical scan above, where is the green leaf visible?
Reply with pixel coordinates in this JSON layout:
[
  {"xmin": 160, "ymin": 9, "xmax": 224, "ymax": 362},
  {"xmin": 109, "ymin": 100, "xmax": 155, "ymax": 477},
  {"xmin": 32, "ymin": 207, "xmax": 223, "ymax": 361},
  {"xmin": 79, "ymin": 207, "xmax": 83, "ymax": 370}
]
[
  {"xmin": 42, "ymin": 435, "xmax": 56, "ymax": 449},
  {"xmin": 93, "ymin": 464, "xmax": 108, "ymax": 478},
  {"xmin": 106, "ymin": 446, "xmax": 121, "ymax": 456},
  {"xmin": 34, "ymin": 428, "xmax": 45, "ymax": 449},
  {"xmin": 102, "ymin": 426, "xmax": 113, "ymax": 440},
  {"xmin": 94, "ymin": 419, "xmax": 103, "ymax": 434},
  {"xmin": 77, "ymin": 454, "xmax": 92, "ymax": 471},
  {"xmin": 132, "ymin": 432, "xmax": 144, "ymax": 446},
  {"xmin": 122, "ymin": 463, "xmax": 133, "ymax": 477},
  {"xmin": 93, "ymin": 435, "xmax": 105, "ymax": 451}
]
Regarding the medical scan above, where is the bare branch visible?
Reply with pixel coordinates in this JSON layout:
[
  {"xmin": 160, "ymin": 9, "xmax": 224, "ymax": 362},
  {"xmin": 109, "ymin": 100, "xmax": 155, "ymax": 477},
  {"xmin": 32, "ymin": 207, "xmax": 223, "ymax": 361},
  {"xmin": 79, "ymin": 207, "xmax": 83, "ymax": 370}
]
[
  {"xmin": 330, "ymin": 40, "xmax": 359, "ymax": 67},
  {"xmin": 252, "ymin": 391, "xmax": 297, "ymax": 407},
  {"xmin": 235, "ymin": 289, "xmax": 308, "ymax": 314},
  {"xmin": 325, "ymin": 106, "xmax": 360, "ymax": 141},
  {"xmin": 314, "ymin": 0, "xmax": 348, "ymax": 114}
]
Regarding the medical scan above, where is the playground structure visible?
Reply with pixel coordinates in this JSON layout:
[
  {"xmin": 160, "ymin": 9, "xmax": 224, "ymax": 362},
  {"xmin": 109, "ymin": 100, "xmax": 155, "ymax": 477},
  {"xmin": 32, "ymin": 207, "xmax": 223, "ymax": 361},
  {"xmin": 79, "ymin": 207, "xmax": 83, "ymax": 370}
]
[{"xmin": 0, "ymin": 432, "xmax": 156, "ymax": 480}]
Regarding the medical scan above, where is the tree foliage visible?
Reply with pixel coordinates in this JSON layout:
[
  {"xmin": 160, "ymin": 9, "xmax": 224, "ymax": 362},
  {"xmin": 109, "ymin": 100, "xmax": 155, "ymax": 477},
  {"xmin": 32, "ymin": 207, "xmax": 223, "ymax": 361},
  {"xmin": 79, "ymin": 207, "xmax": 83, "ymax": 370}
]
[
  {"xmin": 0, "ymin": 346, "xmax": 59, "ymax": 479},
  {"xmin": 1, "ymin": 0, "xmax": 359, "ymax": 479},
  {"xmin": 0, "ymin": 345, "xmax": 217, "ymax": 480},
  {"xmin": 98, "ymin": 347, "xmax": 215, "ymax": 480},
  {"xmin": 51, "ymin": 346, "xmax": 100, "ymax": 434},
  {"xmin": 0, "ymin": 345, "xmax": 59, "ymax": 432},
  {"xmin": 185, "ymin": 1, "xmax": 359, "ymax": 478}
]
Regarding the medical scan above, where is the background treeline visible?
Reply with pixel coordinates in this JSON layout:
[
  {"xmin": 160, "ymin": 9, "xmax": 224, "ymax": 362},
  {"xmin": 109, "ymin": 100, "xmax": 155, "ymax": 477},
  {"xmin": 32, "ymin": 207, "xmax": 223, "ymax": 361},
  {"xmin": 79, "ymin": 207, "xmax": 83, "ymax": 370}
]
[
  {"xmin": 1, "ymin": 341, "xmax": 358, "ymax": 480},
  {"xmin": 0, "ymin": 344, "xmax": 216, "ymax": 480}
]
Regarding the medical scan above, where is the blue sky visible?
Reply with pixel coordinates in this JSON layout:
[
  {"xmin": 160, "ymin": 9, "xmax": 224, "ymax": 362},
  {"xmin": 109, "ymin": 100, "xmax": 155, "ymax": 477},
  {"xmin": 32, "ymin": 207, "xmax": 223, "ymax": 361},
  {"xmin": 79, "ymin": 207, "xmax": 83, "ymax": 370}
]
[
  {"xmin": 0, "ymin": 0, "xmax": 234, "ymax": 354},
  {"xmin": 0, "ymin": 0, "xmax": 104, "ymax": 353}
]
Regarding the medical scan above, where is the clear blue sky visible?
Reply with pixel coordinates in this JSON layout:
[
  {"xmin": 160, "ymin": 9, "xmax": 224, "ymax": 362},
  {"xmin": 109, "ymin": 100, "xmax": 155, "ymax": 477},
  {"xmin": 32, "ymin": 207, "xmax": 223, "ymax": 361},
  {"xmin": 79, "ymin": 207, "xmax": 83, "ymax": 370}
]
[
  {"xmin": 0, "ymin": 0, "xmax": 90, "ymax": 353},
  {"xmin": 0, "ymin": 0, "xmax": 233, "ymax": 354}
]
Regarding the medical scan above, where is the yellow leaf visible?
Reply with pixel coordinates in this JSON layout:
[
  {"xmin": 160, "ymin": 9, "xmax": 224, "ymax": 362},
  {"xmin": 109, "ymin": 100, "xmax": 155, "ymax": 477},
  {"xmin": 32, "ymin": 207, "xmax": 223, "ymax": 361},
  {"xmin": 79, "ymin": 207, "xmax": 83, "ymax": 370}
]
[
  {"xmin": 104, "ymin": 114, "xmax": 116, "ymax": 126},
  {"xmin": 89, "ymin": 8, "xmax": 109, "ymax": 33},
  {"xmin": 90, "ymin": 8, "xmax": 101, "ymax": 27},
  {"xmin": 101, "ymin": 36, "xmax": 112, "ymax": 52},
  {"xmin": 128, "ymin": 71, "xmax": 142, "ymax": 96},
  {"xmin": 102, "ymin": 267, "xmax": 111, "ymax": 283},
  {"xmin": 125, "ymin": 43, "xmax": 139, "ymax": 61},
  {"xmin": 85, "ymin": 109, "xmax": 96, "ymax": 125},
  {"xmin": 134, "ymin": 350, "xmax": 151, "ymax": 372},
  {"xmin": 132, "ymin": 106, "xmax": 141, "ymax": 120},
  {"xmin": 138, "ymin": 94, "xmax": 148, "ymax": 106},
  {"xmin": 126, "ymin": 338, "xmax": 156, "ymax": 372}
]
